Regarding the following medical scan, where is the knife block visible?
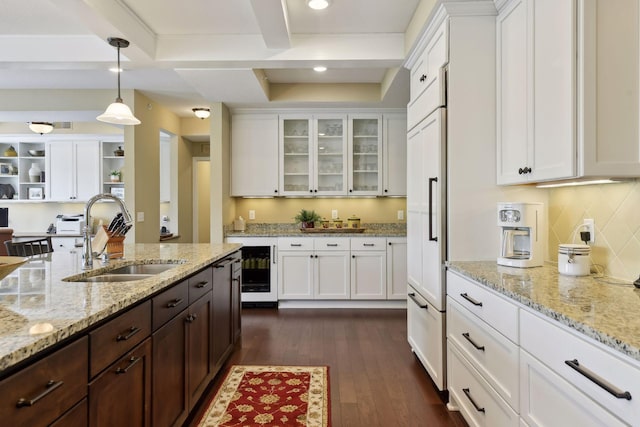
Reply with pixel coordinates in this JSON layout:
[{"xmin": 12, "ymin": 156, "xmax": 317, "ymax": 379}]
[{"xmin": 92, "ymin": 225, "xmax": 126, "ymax": 258}]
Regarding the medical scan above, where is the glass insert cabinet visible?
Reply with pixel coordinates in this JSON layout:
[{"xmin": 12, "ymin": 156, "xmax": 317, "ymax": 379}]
[{"xmin": 279, "ymin": 114, "xmax": 381, "ymax": 196}]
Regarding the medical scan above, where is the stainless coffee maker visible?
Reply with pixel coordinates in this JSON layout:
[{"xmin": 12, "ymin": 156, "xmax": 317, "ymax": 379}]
[{"xmin": 497, "ymin": 202, "xmax": 545, "ymax": 268}]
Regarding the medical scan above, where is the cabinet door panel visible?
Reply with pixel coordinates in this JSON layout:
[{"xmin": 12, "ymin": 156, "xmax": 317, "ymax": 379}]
[
  {"xmin": 212, "ymin": 261, "xmax": 232, "ymax": 367},
  {"xmin": 278, "ymin": 251, "xmax": 314, "ymax": 299},
  {"xmin": 351, "ymin": 251, "xmax": 386, "ymax": 300},
  {"xmin": 382, "ymin": 114, "xmax": 407, "ymax": 196},
  {"xmin": 280, "ymin": 116, "xmax": 313, "ymax": 195},
  {"xmin": 231, "ymin": 115, "xmax": 279, "ymax": 196},
  {"xmin": 74, "ymin": 141, "xmax": 100, "ymax": 201},
  {"xmin": 315, "ymin": 251, "xmax": 350, "ymax": 299},
  {"xmin": 89, "ymin": 338, "xmax": 152, "ymax": 427},
  {"xmin": 496, "ymin": 0, "xmax": 529, "ymax": 184},
  {"xmin": 152, "ymin": 311, "xmax": 188, "ymax": 427},
  {"xmin": 48, "ymin": 142, "xmax": 74, "ymax": 201},
  {"xmin": 386, "ymin": 238, "xmax": 407, "ymax": 300},
  {"xmin": 187, "ymin": 293, "xmax": 213, "ymax": 409}
]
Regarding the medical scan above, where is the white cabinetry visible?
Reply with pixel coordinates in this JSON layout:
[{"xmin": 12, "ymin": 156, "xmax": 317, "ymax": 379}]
[
  {"xmin": 348, "ymin": 115, "xmax": 382, "ymax": 195},
  {"xmin": 231, "ymin": 114, "xmax": 279, "ymax": 197},
  {"xmin": 386, "ymin": 237, "xmax": 407, "ymax": 300},
  {"xmin": 382, "ymin": 114, "xmax": 407, "ymax": 196},
  {"xmin": 314, "ymin": 238, "xmax": 350, "ymax": 299},
  {"xmin": 497, "ymin": 0, "xmax": 640, "ymax": 184},
  {"xmin": 47, "ymin": 141, "xmax": 100, "ymax": 202},
  {"xmin": 350, "ymin": 238, "xmax": 386, "ymax": 300}
]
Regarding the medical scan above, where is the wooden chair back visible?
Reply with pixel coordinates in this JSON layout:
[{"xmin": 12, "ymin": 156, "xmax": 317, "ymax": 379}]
[{"xmin": 5, "ymin": 236, "xmax": 54, "ymax": 257}]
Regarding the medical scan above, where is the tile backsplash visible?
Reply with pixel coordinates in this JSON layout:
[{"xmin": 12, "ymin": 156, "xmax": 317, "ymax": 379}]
[{"xmin": 549, "ymin": 181, "xmax": 640, "ymax": 281}]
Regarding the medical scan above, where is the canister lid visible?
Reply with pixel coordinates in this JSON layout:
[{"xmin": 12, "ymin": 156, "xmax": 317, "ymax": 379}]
[
  {"xmin": 558, "ymin": 244, "xmax": 590, "ymax": 255},
  {"xmin": 348, "ymin": 215, "xmax": 360, "ymax": 220}
]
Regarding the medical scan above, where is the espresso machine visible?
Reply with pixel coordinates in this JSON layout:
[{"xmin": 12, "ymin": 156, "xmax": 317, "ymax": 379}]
[{"xmin": 497, "ymin": 202, "xmax": 545, "ymax": 268}]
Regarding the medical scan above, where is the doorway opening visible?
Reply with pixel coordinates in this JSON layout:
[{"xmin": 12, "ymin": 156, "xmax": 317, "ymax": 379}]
[{"xmin": 193, "ymin": 157, "xmax": 211, "ymax": 243}]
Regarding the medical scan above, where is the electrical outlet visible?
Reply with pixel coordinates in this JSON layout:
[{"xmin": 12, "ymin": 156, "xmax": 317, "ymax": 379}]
[
  {"xmin": 583, "ymin": 218, "xmax": 595, "ymax": 243},
  {"xmin": 397, "ymin": 210, "xmax": 404, "ymax": 220},
  {"xmin": 331, "ymin": 210, "xmax": 338, "ymax": 219},
  {"xmin": 137, "ymin": 212, "xmax": 145, "ymax": 222},
  {"xmin": 249, "ymin": 210, "xmax": 256, "ymax": 220}
]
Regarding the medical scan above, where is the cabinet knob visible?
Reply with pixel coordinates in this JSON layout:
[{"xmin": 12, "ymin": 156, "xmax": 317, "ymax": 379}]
[
  {"xmin": 314, "ymin": 189, "xmax": 317, "ymax": 193},
  {"xmin": 309, "ymin": 189, "xmax": 313, "ymax": 193},
  {"xmin": 419, "ymin": 74, "xmax": 427, "ymax": 82},
  {"xmin": 352, "ymin": 255, "xmax": 356, "ymax": 258},
  {"xmin": 518, "ymin": 166, "xmax": 532, "ymax": 175},
  {"xmin": 349, "ymin": 189, "xmax": 353, "ymax": 193},
  {"xmin": 384, "ymin": 189, "xmax": 388, "ymax": 193},
  {"xmin": 274, "ymin": 189, "xmax": 278, "ymax": 193}
]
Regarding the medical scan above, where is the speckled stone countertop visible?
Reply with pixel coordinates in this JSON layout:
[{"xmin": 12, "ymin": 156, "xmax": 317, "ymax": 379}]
[
  {"xmin": 0, "ymin": 242, "xmax": 241, "ymax": 374},
  {"xmin": 446, "ymin": 261, "xmax": 640, "ymax": 363},
  {"xmin": 225, "ymin": 222, "xmax": 406, "ymax": 238}
]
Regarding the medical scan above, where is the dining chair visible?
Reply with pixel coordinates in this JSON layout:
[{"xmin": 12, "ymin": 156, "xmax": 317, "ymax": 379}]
[{"xmin": 4, "ymin": 236, "xmax": 54, "ymax": 257}]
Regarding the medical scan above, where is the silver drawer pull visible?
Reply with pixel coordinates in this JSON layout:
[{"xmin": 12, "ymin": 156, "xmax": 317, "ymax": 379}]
[
  {"xmin": 16, "ymin": 380, "xmax": 64, "ymax": 408},
  {"xmin": 462, "ymin": 332, "xmax": 485, "ymax": 352},
  {"xmin": 290, "ymin": 243, "xmax": 302, "ymax": 247},
  {"xmin": 408, "ymin": 292, "xmax": 428, "ymax": 309},
  {"xmin": 462, "ymin": 388, "xmax": 485, "ymax": 413},
  {"xmin": 363, "ymin": 243, "xmax": 375, "ymax": 247},
  {"xmin": 460, "ymin": 292, "xmax": 483, "ymax": 307},
  {"xmin": 564, "ymin": 359, "xmax": 632, "ymax": 400},
  {"xmin": 326, "ymin": 243, "xmax": 338, "ymax": 247}
]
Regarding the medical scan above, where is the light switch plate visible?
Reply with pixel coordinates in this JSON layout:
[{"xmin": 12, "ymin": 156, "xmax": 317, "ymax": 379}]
[
  {"xmin": 397, "ymin": 210, "xmax": 404, "ymax": 220},
  {"xmin": 137, "ymin": 212, "xmax": 145, "ymax": 222},
  {"xmin": 249, "ymin": 210, "xmax": 256, "ymax": 220},
  {"xmin": 331, "ymin": 210, "xmax": 338, "ymax": 219}
]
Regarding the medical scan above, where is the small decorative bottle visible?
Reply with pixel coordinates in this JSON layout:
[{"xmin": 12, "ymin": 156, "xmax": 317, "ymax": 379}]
[{"xmin": 28, "ymin": 163, "xmax": 41, "ymax": 183}]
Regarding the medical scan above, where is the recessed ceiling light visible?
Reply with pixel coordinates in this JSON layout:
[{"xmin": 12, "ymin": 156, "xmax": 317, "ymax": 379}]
[
  {"xmin": 307, "ymin": 0, "xmax": 330, "ymax": 10},
  {"xmin": 313, "ymin": 66, "xmax": 327, "ymax": 72}
]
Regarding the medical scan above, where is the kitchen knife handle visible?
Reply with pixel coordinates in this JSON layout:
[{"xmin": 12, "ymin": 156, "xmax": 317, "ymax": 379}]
[{"xmin": 428, "ymin": 177, "xmax": 438, "ymax": 242}]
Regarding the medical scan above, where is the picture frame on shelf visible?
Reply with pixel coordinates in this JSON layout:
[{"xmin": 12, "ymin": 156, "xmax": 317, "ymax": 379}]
[
  {"xmin": 110, "ymin": 187, "xmax": 124, "ymax": 199},
  {"xmin": 28, "ymin": 187, "xmax": 43, "ymax": 200},
  {"xmin": 0, "ymin": 163, "xmax": 11, "ymax": 175}
]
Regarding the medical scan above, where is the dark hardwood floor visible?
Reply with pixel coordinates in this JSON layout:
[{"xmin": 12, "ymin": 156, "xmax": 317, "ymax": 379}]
[{"xmin": 187, "ymin": 308, "xmax": 468, "ymax": 427}]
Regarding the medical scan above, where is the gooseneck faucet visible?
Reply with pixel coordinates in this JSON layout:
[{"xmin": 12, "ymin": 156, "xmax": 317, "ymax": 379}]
[{"xmin": 82, "ymin": 193, "xmax": 133, "ymax": 269}]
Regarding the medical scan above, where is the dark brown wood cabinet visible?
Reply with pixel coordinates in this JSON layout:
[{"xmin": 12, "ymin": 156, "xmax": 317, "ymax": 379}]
[
  {"xmin": 212, "ymin": 259, "xmax": 232, "ymax": 368},
  {"xmin": 152, "ymin": 268, "xmax": 215, "ymax": 427},
  {"xmin": 231, "ymin": 255, "xmax": 242, "ymax": 344},
  {"xmin": 50, "ymin": 398, "xmax": 88, "ymax": 427},
  {"xmin": 0, "ymin": 336, "xmax": 88, "ymax": 427},
  {"xmin": 89, "ymin": 338, "xmax": 152, "ymax": 427}
]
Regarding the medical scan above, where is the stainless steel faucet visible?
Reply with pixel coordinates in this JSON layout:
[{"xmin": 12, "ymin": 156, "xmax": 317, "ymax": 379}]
[{"xmin": 82, "ymin": 193, "xmax": 132, "ymax": 269}]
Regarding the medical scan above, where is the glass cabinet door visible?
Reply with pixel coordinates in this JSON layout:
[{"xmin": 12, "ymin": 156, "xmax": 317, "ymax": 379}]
[
  {"xmin": 350, "ymin": 116, "xmax": 382, "ymax": 194},
  {"xmin": 315, "ymin": 117, "xmax": 347, "ymax": 195},
  {"xmin": 280, "ymin": 117, "xmax": 312, "ymax": 195}
]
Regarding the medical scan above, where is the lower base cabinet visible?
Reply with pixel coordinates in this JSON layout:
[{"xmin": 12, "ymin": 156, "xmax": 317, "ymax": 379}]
[
  {"xmin": 89, "ymin": 339, "xmax": 152, "ymax": 427},
  {"xmin": 51, "ymin": 398, "xmax": 88, "ymax": 427}
]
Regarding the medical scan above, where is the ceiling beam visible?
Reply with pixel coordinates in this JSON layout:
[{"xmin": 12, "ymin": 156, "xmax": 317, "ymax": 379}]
[{"xmin": 249, "ymin": 0, "xmax": 291, "ymax": 49}]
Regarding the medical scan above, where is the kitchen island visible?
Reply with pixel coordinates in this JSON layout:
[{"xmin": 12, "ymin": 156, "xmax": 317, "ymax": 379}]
[
  {"xmin": 446, "ymin": 261, "xmax": 640, "ymax": 425},
  {"xmin": 0, "ymin": 242, "xmax": 241, "ymax": 426}
]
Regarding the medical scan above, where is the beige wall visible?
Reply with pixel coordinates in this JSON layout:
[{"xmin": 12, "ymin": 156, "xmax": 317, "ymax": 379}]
[
  {"xmin": 234, "ymin": 197, "xmax": 407, "ymax": 224},
  {"xmin": 210, "ymin": 103, "xmax": 235, "ymax": 243},
  {"xmin": 549, "ymin": 182, "xmax": 640, "ymax": 281}
]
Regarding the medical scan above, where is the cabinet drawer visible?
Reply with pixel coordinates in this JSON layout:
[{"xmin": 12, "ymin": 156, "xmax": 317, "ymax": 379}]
[
  {"xmin": 520, "ymin": 310, "xmax": 639, "ymax": 425},
  {"xmin": 350, "ymin": 237, "xmax": 385, "ymax": 251},
  {"xmin": 447, "ymin": 271, "xmax": 518, "ymax": 342},
  {"xmin": 188, "ymin": 267, "xmax": 213, "ymax": 303},
  {"xmin": 0, "ymin": 336, "xmax": 88, "ymax": 427},
  {"xmin": 447, "ymin": 297, "xmax": 519, "ymax": 410},
  {"xmin": 90, "ymin": 300, "xmax": 151, "ymax": 378},
  {"xmin": 278, "ymin": 238, "xmax": 313, "ymax": 251},
  {"xmin": 448, "ymin": 343, "xmax": 519, "ymax": 427},
  {"xmin": 313, "ymin": 237, "xmax": 350, "ymax": 251},
  {"xmin": 153, "ymin": 279, "xmax": 189, "ymax": 331}
]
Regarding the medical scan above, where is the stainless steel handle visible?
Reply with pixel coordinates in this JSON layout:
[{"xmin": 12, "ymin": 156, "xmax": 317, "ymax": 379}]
[
  {"xmin": 326, "ymin": 243, "xmax": 338, "ymax": 247},
  {"xmin": 564, "ymin": 359, "xmax": 632, "ymax": 400},
  {"xmin": 363, "ymin": 243, "xmax": 375, "ymax": 247},
  {"xmin": 16, "ymin": 380, "xmax": 64, "ymax": 408},
  {"xmin": 462, "ymin": 388, "xmax": 485, "ymax": 413},
  {"xmin": 428, "ymin": 177, "xmax": 438, "ymax": 242},
  {"xmin": 290, "ymin": 243, "xmax": 302, "ymax": 247},
  {"xmin": 272, "ymin": 245, "xmax": 277, "ymax": 264},
  {"xmin": 408, "ymin": 292, "xmax": 428, "ymax": 309},
  {"xmin": 460, "ymin": 293, "xmax": 483, "ymax": 307},
  {"xmin": 462, "ymin": 332, "xmax": 485, "ymax": 352}
]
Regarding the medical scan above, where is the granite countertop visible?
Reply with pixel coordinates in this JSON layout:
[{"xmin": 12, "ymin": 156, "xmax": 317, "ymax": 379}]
[
  {"xmin": 225, "ymin": 222, "xmax": 407, "ymax": 238},
  {"xmin": 0, "ymin": 242, "xmax": 241, "ymax": 374},
  {"xmin": 446, "ymin": 261, "xmax": 640, "ymax": 363}
]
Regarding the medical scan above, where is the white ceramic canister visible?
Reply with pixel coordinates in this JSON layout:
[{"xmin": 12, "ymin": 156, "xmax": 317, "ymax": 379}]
[{"xmin": 558, "ymin": 244, "xmax": 591, "ymax": 276}]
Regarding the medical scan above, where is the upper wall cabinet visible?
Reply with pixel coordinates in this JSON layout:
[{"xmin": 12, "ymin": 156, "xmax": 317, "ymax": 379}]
[
  {"xmin": 231, "ymin": 114, "xmax": 279, "ymax": 197},
  {"xmin": 383, "ymin": 114, "xmax": 408, "ymax": 196},
  {"xmin": 348, "ymin": 114, "xmax": 382, "ymax": 196},
  {"xmin": 47, "ymin": 141, "xmax": 100, "ymax": 202},
  {"xmin": 497, "ymin": 0, "xmax": 640, "ymax": 185}
]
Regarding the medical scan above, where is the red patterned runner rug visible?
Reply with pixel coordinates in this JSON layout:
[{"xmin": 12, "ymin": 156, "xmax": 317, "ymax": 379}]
[{"xmin": 197, "ymin": 365, "xmax": 330, "ymax": 427}]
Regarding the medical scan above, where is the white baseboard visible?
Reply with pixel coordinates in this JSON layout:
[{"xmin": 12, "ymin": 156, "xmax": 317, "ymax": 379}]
[{"xmin": 277, "ymin": 300, "xmax": 407, "ymax": 309}]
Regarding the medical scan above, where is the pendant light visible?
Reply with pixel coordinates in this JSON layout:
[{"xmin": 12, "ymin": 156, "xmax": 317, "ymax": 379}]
[
  {"xmin": 28, "ymin": 122, "xmax": 54, "ymax": 135},
  {"xmin": 97, "ymin": 37, "xmax": 141, "ymax": 125}
]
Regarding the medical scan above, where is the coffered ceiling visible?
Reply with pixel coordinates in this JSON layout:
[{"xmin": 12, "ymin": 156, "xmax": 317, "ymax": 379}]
[{"xmin": 0, "ymin": 0, "xmax": 422, "ymax": 116}]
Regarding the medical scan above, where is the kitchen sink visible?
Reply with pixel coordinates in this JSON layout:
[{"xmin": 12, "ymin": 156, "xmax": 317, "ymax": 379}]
[
  {"xmin": 64, "ymin": 262, "xmax": 180, "ymax": 282},
  {"xmin": 81, "ymin": 274, "xmax": 156, "ymax": 283},
  {"xmin": 104, "ymin": 263, "xmax": 177, "ymax": 275}
]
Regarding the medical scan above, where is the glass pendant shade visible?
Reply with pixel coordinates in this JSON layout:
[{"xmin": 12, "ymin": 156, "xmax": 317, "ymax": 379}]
[
  {"xmin": 97, "ymin": 100, "xmax": 141, "ymax": 125},
  {"xmin": 192, "ymin": 108, "xmax": 211, "ymax": 119},
  {"xmin": 97, "ymin": 37, "xmax": 140, "ymax": 126}
]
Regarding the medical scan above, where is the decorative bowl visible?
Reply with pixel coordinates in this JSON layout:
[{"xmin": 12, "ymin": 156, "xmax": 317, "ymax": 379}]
[
  {"xmin": 28, "ymin": 149, "xmax": 45, "ymax": 157},
  {"xmin": 0, "ymin": 256, "xmax": 28, "ymax": 281}
]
